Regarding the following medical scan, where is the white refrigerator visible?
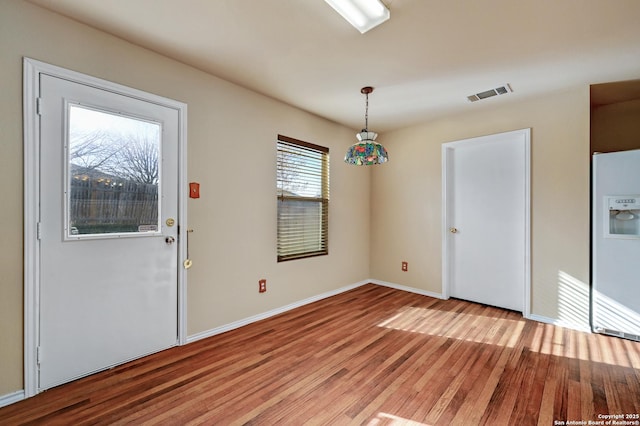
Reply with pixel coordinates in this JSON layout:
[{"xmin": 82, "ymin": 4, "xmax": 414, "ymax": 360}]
[{"xmin": 592, "ymin": 149, "xmax": 640, "ymax": 341}]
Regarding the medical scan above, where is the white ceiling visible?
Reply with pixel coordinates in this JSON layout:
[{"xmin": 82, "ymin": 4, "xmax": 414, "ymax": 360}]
[{"xmin": 28, "ymin": 0, "xmax": 640, "ymax": 132}]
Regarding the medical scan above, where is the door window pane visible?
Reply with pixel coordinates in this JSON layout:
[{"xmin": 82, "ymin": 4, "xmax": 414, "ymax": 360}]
[{"xmin": 67, "ymin": 104, "xmax": 161, "ymax": 237}]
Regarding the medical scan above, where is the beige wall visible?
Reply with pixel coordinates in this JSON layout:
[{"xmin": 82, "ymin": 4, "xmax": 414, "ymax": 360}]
[
  {"xmin": 0, "ymin": 1, "xmax": 370, "ymax": 395},
  {"xmin": 591, "ymin": 99, "xmax": 640, "ymax": 153},
  {"xmin": 371, "ymin": 88, "xmax": 591, "ymax": 325}
]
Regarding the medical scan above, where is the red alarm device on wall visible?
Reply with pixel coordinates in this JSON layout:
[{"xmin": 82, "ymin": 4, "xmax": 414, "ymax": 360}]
[{"xmin": 189, "ymin": 182, "xmax": 200, "ymax": 198}]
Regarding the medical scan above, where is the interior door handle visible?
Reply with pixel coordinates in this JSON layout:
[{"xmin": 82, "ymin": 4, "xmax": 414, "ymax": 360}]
[
  {"xmin": 449, "ymin": 227, "xmax": 458, "ymax": 234},
  {"xmin": 165, "ymin": 236, "xmax": 175, "ymax": 245}
]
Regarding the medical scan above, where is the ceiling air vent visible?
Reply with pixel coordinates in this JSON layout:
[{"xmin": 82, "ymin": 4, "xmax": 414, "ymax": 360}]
[{"xmin": 467, "ymin": 84, "xmax": 512, "ymax": 102}]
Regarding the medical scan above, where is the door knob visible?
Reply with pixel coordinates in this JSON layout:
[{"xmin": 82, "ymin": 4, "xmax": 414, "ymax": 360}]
[
  {"xmin": 165, "ymin": 236, "xmax": 176, "ymax": 245},
  {"xmin": 449, "ymin": 227, "xmax": 458, "ymax": 234}
]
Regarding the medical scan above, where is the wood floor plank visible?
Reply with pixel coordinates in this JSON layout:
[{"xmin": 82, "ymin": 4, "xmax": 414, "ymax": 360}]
[{"xmin": 1, "ymin": 284, "xmax": 639, "ymax": 425}]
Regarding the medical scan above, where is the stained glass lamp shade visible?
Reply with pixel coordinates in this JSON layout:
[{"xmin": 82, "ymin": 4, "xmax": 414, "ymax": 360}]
[
  {"xmin": 344, "ymin": 86, "xmax": 389, "ymax": 166},
  {"xmin": 344, "ymin": 131, "xmax": 388, "ymax": 165}
]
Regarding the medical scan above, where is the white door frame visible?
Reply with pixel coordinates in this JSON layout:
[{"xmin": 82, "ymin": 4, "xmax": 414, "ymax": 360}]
[
  {"xmin": 23, "ymin": 57, "xmax": 188, "ymax": 397},
  {"xmin": 441, "ymin": 128, "xmax": 531, "ymax": 318}
]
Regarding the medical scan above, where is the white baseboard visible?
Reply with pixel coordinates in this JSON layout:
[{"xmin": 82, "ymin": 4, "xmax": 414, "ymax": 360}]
[
  {"xmin": 372, "ymin": 280, "xmax": 594, "ymax": 335},
  {"xmin": 186, "ymin": 280, "xmax": 371, "ymax": 344},
  {"xmin": 527, "ymin": 314, "xmax": 591, "ymax": 334},
  {"xmin": 0, "ymin": 390, "xmax": 25, "ymax": 408},
  {"xmin": 371, "ymin": 280, "xmax": 593, "ymax": 334},
  {"xmin": 186, "ymin": 279, "xmax": 450, "ymax": 344},
  {"xmin": 369, "ymin": 279, "xmax": 446, "ymax": 300}
]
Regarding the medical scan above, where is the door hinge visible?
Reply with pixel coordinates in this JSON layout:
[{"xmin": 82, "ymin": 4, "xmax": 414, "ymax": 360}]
[
  {"xmin": 36, "ymin": 97, "xmax": 43, "ymax": 116},
  {"xmin": 37, "ymin": 222, "xmax": 42, "ymax": 240},
  {"xmin": 37, "ymin": 346, "xmax": 42, "ymax": 366}
]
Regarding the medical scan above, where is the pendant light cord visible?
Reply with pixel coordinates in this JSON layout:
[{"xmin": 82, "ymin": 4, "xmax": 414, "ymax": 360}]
[
  {"xmin": 361, "ymin": 86, "xmax": 373, "ymax": 131},
  {"xmin": 364, "ymin": 92, "xmax": 369, "ymax": 131}
]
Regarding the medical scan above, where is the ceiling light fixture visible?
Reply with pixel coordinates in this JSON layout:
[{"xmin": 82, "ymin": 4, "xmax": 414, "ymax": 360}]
[
  {"xmin": 345, "ymin": 86, "xmax": 389, "ymax": 166},
  {"xmin": 324, "ymin": 0, "xmax": 390, "ymax": 34}
]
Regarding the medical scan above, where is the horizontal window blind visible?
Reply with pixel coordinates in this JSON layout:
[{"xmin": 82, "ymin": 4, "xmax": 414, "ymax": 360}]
[{"xmin": 277, "ymin": 135, "xmax": 329, "ymax": 262}]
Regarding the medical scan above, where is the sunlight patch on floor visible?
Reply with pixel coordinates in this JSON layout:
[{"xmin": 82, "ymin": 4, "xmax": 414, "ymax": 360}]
[
  {"xmin": 377, "ymin": 307, "xmax": 524, "ymax": 348},
  {"xmin": 378, "ymin": 303, "xmax": 640, "ymax": 368},
  {"xmin": 522, "ymin": 316, "xmax": 640, "ymax": 368},
  {"xmin": 367, "ymin": 412, "xmax": 430, "ymax": 426}
]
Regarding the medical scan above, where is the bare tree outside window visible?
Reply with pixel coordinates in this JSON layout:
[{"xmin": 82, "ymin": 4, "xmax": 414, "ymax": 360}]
[
  {"xmin": 112, "ymin": 132, "xmax": 159, "ymax": 184},
  {"xmin": 69, "ymin": 129, "xmax": 120, "ymax": 172}
]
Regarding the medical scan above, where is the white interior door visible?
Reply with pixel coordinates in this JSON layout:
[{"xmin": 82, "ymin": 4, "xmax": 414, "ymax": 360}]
[
  {"xmin": 442, "ymin": 129, "xmax": 530, "ymax": 313},
  {"xmin": 38, "ymin": 74, "xmax": 179, "ymax": 390}
]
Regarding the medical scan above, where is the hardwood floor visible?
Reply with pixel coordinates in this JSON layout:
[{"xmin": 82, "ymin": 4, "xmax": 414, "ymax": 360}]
[{"xmin": 1, "ymin": 284, "xmax": 639, "ymax": 425}]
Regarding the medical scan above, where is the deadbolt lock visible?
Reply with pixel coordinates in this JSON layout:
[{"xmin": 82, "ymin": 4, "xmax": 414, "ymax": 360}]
[
  {"xmin": 449, "ymin": 227, "xmax": 458, "ymax": 234},
  {"xmin": 166, "ymin": 218, "xmax": 175, "ymax": 227}
]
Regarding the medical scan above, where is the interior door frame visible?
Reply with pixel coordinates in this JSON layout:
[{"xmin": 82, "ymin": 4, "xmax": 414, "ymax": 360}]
[
  {"xmin": 23, "ymin": 57, "xmax": 188, "ymax": 397},
  {"xmin": 441, "ymin": 128, "xmax": 531, "ymax": 318}
]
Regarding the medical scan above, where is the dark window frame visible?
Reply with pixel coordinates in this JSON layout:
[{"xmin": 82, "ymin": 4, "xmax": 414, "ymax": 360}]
[{"xmin": 276, "ymin": 134, "xmax": 329, "ymax": 262}]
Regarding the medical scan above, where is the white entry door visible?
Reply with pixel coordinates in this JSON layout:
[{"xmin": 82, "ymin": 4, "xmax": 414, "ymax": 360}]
[
  {"xmin": 37, "ymin": 73, "xmax": 180, "ymax": 390},
  {"xmin": 442, "ymin": 129, "xmax": 530, "ymax": 313}
]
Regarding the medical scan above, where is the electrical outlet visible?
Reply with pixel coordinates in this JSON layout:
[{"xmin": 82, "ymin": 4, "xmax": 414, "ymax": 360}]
[
  {"xmin": 259, "ymin": 279, "xmax": 267, "ymax": 293},
  {"xmin": 402, "ymin": 261, "xmax": 408, "ymax": 272}
]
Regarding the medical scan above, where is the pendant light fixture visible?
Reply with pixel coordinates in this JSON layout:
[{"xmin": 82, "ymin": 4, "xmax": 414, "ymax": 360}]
[{"xmin": 344, "ymin": 86, "xmax": 389, "ymax": 166}]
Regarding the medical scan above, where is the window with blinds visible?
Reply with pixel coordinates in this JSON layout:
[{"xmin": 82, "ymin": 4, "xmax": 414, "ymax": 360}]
[{"xmin": 276, "ymin": 135, "xmax": 329, "ymax": 262}]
